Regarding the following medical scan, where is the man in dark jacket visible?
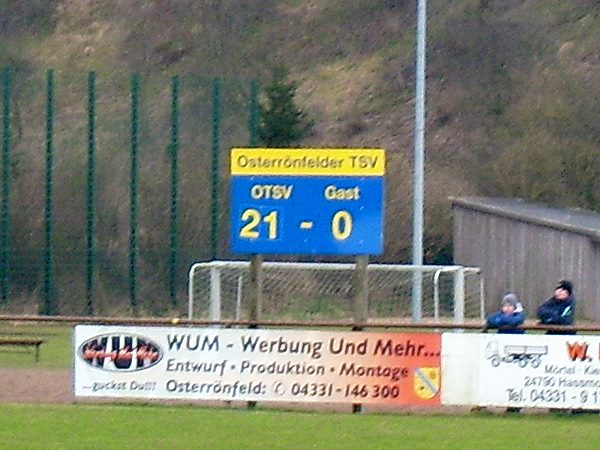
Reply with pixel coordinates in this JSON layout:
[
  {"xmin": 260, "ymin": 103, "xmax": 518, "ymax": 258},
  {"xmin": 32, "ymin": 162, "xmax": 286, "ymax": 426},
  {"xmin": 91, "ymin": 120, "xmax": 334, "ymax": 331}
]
[{"xmin": 537, "ymin": 279, "xmax": 575, "ymax": 335}]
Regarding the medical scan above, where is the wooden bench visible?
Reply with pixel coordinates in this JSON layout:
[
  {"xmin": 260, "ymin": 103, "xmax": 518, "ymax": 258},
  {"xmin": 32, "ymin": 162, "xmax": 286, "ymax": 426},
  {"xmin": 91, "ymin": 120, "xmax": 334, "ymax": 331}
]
[{"xmin": 0, "ymin": 337, "xmax": 47, "ymax": 362}]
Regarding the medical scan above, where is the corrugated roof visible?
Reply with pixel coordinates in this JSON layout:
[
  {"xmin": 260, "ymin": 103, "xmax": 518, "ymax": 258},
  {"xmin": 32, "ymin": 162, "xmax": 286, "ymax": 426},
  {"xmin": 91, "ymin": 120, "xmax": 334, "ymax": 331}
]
[{"xmin": 450, "ymin": 197, "xmax": 600, "ymax": 241}]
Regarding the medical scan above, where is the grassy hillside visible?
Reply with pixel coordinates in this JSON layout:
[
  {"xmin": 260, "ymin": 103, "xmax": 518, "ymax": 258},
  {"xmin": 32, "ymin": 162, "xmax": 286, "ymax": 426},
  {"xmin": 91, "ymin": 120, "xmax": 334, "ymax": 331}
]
[{"xmin": 0, "ymin": 0, "xmax": 598, "ymax": 311}]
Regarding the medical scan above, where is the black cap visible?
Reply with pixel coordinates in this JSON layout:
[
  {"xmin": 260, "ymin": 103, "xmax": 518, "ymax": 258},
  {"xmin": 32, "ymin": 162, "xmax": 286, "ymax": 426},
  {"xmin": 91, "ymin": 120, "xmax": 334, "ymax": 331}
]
[{"xmin": 556, "ymin": 279, "xmax": 573, "ymax": 295}]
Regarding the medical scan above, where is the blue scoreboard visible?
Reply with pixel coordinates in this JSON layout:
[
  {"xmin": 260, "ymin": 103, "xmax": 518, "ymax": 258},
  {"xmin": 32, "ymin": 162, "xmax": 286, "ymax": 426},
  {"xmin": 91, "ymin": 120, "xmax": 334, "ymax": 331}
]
[{"xmin": 230, "ymin": 148, "xmax": 385, "ymax": 255}]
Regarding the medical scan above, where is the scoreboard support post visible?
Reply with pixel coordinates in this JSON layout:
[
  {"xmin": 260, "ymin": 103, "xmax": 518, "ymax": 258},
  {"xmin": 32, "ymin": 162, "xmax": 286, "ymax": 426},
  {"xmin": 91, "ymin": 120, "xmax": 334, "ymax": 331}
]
[
  {"xmin": 352, "ymin": 254, "xmax": 369, "ymax": 414},
  {"xmin": 353, "ymin": 255, "xmax": 369, "ymax": 329},
  {"xmin": 248, "ymin": 254, "xmax": 263, "ymax": 327}
]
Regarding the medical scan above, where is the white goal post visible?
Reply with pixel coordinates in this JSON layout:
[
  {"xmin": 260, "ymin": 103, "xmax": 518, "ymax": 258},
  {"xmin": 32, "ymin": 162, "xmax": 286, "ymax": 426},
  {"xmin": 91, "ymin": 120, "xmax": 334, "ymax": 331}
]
[{"xmin": 188, "ymin": 261, "xmax": 484, "ymax": 323}]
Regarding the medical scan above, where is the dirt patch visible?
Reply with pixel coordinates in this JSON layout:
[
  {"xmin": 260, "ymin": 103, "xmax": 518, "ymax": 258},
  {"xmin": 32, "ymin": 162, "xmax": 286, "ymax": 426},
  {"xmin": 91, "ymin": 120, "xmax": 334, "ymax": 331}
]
[{"xmin": 0, "ymin": 369, "xmax": 73, "ymax": 404}]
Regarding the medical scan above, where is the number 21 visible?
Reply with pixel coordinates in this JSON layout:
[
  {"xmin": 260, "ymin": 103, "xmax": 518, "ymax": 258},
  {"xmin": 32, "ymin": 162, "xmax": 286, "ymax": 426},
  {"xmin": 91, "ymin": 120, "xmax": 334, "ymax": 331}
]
[{"xmin": 240, "ymin": 209, "xmax": 278, "ymax": 239}]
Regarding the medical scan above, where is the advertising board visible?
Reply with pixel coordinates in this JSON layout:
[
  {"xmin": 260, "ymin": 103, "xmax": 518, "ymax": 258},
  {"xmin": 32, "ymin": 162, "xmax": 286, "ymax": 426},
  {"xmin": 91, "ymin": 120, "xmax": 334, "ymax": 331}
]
[
  {"xmin": 443, "ymin": 333, "xmax": 600, "ymax": 410},
  {"xmin": 74, "ymin": 326, "xmax": 440, "ymax": 406}
]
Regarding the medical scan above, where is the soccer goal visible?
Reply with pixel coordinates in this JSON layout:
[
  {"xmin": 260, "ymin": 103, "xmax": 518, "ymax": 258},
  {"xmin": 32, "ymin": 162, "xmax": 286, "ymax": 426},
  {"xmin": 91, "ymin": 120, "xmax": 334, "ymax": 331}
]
[{"xmin": 188, "ymin": 261, "xmax": 484, "ymax": 323}]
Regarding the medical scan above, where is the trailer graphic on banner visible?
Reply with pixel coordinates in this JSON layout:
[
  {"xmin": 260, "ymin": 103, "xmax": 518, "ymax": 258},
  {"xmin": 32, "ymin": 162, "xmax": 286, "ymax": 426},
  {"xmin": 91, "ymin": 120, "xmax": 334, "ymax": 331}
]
[
  {"xmin": 74, "ymin": 326, "xmax": 440, "ymax": 406},
  {"xmin": 485, "ymin": 342, "xmax": 548, "ymax": 368},
  {"xmin": 442, "ymin": 333, "xmax": 600, "ymax": 410}
]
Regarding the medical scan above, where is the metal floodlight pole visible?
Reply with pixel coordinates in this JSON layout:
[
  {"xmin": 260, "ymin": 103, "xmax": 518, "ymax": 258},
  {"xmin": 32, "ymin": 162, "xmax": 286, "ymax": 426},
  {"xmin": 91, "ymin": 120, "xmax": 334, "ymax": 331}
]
[{"xmin": 411, "ymin": 0, "xmax": 427, "ymax": 322}]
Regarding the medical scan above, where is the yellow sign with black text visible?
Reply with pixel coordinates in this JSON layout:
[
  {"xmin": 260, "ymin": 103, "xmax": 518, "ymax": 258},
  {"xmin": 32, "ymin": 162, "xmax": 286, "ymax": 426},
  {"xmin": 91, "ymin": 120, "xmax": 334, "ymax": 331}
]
[{"xmin": 231, "ymin": 148, "xmax": 385, "ymax": 176}]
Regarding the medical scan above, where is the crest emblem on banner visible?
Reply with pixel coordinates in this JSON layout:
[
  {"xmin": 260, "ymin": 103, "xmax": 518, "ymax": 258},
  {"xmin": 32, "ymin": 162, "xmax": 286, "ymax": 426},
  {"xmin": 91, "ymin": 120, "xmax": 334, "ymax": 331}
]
[{"xmin": 413, "ymin": 367, "xmax": 440, "ymax": 399}]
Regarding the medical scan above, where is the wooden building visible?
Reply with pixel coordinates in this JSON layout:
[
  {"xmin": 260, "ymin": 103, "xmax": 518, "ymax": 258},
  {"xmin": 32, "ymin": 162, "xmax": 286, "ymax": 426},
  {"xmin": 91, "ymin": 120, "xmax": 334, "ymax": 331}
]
[{"xmin": 451, "ymin": 197, "xmax": 600, "ymax": 320}]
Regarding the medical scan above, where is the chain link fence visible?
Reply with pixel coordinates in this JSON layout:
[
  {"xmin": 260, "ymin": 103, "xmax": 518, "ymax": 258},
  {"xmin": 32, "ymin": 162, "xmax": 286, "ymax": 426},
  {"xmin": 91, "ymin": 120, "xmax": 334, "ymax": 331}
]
[
  {"xmin": 0, "ymin": 69, "xmax": 257, "ymax": 315},
  {"xmin": 189, "ymin": 261, "xmax": 484, "ymax": 323},
  {"xmin": 0, "ymin": 68, "xmax": 481, "ymax": 319}
]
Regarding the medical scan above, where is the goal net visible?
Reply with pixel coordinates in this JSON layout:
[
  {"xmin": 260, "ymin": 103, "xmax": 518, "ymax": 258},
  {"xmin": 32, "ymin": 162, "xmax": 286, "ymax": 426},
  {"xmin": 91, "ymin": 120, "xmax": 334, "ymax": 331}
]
[{"xmin": 188, "ymin": 261, "xmax": 483, "ymax": 323}]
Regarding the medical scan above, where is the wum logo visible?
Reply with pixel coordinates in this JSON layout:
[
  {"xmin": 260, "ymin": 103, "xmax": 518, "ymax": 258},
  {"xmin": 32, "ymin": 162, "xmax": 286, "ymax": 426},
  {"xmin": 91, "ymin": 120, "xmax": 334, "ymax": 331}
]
[{"xmin": 78, "ymin": 333, "xmax": 163, "ymax": 372}]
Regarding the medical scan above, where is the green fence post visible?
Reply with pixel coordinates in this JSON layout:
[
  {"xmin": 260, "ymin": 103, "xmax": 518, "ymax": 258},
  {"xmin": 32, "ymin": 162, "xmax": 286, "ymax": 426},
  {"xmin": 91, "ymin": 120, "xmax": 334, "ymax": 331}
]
[
  {"xmin": 169, "ymin": 75, "xmax": 179, "ymax": 308},
  {"xmin": 1, "ymin": 68, "xmax": 11, "ymax": 305},
  {"xmin": 43, "ymin": 69, "xmax": 56, "ymax": 315},
  {"xmin": 130, "ymin": 74, "xmax": 140, "ymax": 315},
  {"xmin": 210, "ymin": 77, "xmax": 221, "ymax": 261},
  {"xmin": 249, "ymin": 79, "xmax": 259, "ymax": 147},
  {"xmin": 86, "ymin": 71, "xmax": 96, "ymax": 315}
]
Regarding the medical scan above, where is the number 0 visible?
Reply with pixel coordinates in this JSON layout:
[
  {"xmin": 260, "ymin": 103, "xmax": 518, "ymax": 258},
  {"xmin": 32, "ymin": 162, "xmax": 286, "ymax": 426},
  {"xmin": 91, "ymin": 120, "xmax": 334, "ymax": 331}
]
[{"xmin": 331, "ymin": 211, "xmax": 352, "ymax": 240}]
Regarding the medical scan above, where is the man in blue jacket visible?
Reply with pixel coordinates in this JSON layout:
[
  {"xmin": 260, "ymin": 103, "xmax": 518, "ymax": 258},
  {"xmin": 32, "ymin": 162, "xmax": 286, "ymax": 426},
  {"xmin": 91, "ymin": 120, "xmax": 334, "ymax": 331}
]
[
  {"xmin": 486, "ymin": 293, "xmax": 525, "ymax": 334},
  {"xmin": 537, "ymin": 279, "xmax": 575, "ymax": 335}
]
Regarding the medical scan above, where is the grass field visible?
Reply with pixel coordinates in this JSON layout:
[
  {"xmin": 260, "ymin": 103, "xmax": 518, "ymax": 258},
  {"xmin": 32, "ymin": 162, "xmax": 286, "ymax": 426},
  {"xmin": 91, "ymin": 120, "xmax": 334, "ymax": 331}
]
[
  {"xmin": 2, "ymin": 322, "xmax": 600, "ymax": 449},
  {"xmin": 0, "ymin": 323, "xmax": 72, "ymax": 369},
  {"xmin": 2, "ymin": 403, "xmax": 600, "ymax": 449}
]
